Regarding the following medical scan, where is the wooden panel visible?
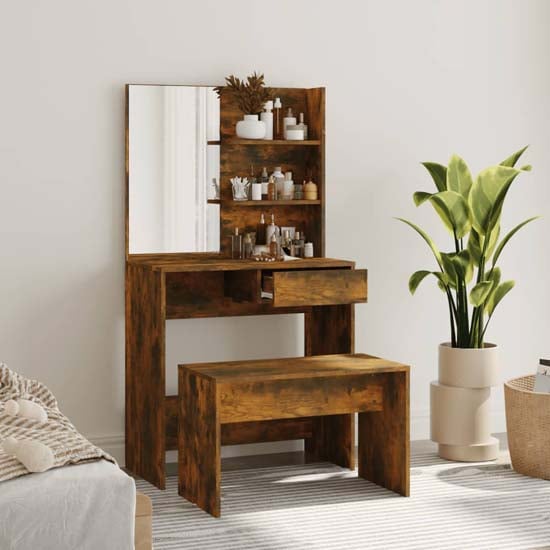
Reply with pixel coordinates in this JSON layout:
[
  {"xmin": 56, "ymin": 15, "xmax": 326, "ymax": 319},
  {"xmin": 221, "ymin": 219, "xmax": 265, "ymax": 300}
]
[
  {"xmin": 218, "ymin": 375, "xmax": 383, "ymax": 423},
  {"xmin": 273, "ymin": 269, "xmax": 368, "ymax": 307},
  {"xmin": 178, "ymin": 369, "xmax": 221, "ymax": 517},
  {"xmin": 125, "ymin": 264, "xmax": 166, "ymax": 489},
  {"xmin": 358, "ymin": 370, "xmax": 410, "ymax": 496},
  {"xmin": 224, "ymin": 270, "xmax": 261, "ymax": 303},
  {"xmin": 165, "ymin": 396, "xmax": 313, "ymax": 449}
]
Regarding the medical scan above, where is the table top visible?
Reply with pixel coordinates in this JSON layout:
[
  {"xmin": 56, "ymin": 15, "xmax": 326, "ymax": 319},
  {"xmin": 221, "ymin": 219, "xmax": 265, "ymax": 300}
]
[{"xmin": 179, "ymin": 354, "xmax": 409, "ymax": 383}]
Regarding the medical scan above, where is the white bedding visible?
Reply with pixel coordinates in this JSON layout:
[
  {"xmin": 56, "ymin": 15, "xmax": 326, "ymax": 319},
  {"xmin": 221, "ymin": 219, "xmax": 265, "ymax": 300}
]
[{"xmin": 0, "ymin": 459, "xmax": 135, "ymax": 550}]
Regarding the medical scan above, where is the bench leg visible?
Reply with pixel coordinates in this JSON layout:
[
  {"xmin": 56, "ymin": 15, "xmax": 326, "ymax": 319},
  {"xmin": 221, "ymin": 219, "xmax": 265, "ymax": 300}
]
[
  {"xmin": 358, "ymin": 370, "xmax": 410, "ymax": 496},
  {"xmin": 178, "ymin": 370, "xmax": 221, "ymax": 517},
  {"xmin": 305, "ymin": 414, "xmax": 355, "ymax": 469}
]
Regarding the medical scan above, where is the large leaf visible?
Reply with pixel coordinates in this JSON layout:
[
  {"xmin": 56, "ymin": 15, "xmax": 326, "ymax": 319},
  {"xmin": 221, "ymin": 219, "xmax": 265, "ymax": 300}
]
[
  {"xmin": 469, "ymin": 281, "xmax": 494, "ymax": 306},
  {"xmin": 396, "ymin": 218, "xmax": 442, "ymax": 268},
  {"xmin": 409, "ymin": 270, "xmax": 450, "ymax": 294},
  {"xmin": 446, "ymin": 154, "xmax": 473, "ymax": 199},
  {"xmin": 421, "ymin": 162, "xmax": 447, "ymax": 192},
  {"xmin": 428, "ymin": 190, "xmax": 472, "ymax": 238},
  {"xmin": 441, "ymin": 253, "xmax": 458, "ymax": 288},
  {"xmin": 500, "ymin": 145, "xmax": 529, "ymax": 168},
  {"xmin": 486, "ymin": 280, "xmax": 515, "ymax": 317},
  {"xmin": 492, "ymin": 216, "xmax": 540, "ymax": 267},
  {"xmin": 467, "ymin": 226, "xmax": 500, "ymax": 264},
  {"xmin": 469, "ymin": 165, "xmax": 523, "ymax": 236},
  {"xmin": 455, "ymin": 249, "xmax": 473, "ymax": 284}
]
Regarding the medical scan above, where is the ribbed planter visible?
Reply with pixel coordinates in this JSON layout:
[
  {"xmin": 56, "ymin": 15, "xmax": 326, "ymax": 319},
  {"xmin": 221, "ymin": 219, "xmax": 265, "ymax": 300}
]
[{"xmin": 431, "ymin": 343, "xmax": 499, "ymax": 461}]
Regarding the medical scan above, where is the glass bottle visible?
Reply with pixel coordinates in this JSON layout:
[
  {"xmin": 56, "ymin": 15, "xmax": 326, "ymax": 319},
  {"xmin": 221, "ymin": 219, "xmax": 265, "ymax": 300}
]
[
  {"xmin": 292, "ymin": 231, "xmax": 304, "ymax": 258},
  {"xmin": 231, "ymin": 228, "xmax": 242, "ymax": 259},
  {"xmin": 297, "ymin": 112, "xmax": 308, "ymax": 140},
  {"xmin": 267, "ymin": 176, "xmax": 277, "ymax": 200},
  {"xmin": 260, "ymin": 167, "xmax": 269, "ymax": 200},
  {"xmin": 256, "ymin": 213, "xmax": 266, "ymax": 245}
]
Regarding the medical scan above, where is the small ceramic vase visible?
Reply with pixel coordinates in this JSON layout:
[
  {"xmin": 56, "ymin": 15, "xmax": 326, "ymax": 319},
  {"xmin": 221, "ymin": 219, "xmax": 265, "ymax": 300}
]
[{"xmin": 236, "ymin": 114, "xmax": 266, "ymax": 139}]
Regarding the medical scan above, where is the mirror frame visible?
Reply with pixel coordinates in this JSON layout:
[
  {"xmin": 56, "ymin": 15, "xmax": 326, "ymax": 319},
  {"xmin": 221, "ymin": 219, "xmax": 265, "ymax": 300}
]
[{"xmin": 125, "ymin": 83, "xmax": 224, "ymax": 261}]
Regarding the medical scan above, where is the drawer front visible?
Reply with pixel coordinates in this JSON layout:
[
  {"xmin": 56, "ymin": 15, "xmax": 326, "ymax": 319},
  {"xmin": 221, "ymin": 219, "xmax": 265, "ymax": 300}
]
[
  {"xmin": 272, "ymin": 269, "xmax": 367, "ymax": 307},
  {"xmin": 219, "ymin": 375, "xmax": 383, "ymax": 423}
]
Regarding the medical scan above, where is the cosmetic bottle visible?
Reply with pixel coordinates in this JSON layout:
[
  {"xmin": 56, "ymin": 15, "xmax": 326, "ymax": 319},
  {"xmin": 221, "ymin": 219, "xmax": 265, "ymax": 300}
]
[
  {"xmin": 294, "ymin": 180, "xmax": 304, "ymax": 200},
  {"xmin": 292, "ymin": 231, "xmax": 304, "ymax": 258},
  {"xmin": 283, "ymin": 171, "xmax": 294, "ymax": 200},
  {"xmin": 260, "ymin": 100, "xmax": 274, "ymax": 140},
  {"xmin": 260, "ymin": 167, "xmax": 269, "ymax": 200},
  {"xmin": 267, "ymin": 176, "xmax": 277, "ymax": 200},
  {"xmin": 304, "ymin": 178, "xmax": 318, "ymax": 201},
  {"xmin": 304, "ymin": 242, "xmax": 314, "ymax": 258},
  {"xmin": 256, "ymin": 213, "xmax": 267, "ymax": 245},
  {"xmin": 249, "ymin": 165, "xmax": 262, "ymax": 200},
  {"xmin": 297, "ymin": 112, "xmax": 308, "ymax": 139},
  {"xmin": 271, "ymin": 166, "xmax": 285, "ymax": 198},
  {"xmin": 281, "ymin": 230, "xmax": 292, "ymax": 256},
  {"xmin": 274, "ymin": 97, "xmax": 282, "ymax": 139},
  {"xmin": 269, "ymin": 233, "xmax": 279, "ymax": 259},
  {"xmin": 266, "ymin": 213, "xmax": 280, "ymax": 244},
  {"xmin": 283, "ymin": 108, "xmax": 297, "ymax": 139},
  {"xmin": 231, "ymin": 228, "xmax": 242, "ymax": 259},
  {"xmin": 243, "ymin": 233, "xmax": 254, "ymax": 259}
]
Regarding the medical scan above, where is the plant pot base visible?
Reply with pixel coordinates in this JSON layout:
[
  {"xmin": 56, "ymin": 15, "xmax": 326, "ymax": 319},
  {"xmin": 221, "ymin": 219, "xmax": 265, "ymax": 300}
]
[{"xmin": 438, "ymin": 438, "xmax": 499, "ymax": 462}]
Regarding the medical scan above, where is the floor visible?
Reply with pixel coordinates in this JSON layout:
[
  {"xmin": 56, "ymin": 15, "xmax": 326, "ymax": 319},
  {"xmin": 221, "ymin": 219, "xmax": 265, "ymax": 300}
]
[{"xmin": 137, "ymin": 437, "xmax": 550, "ymax": 550}]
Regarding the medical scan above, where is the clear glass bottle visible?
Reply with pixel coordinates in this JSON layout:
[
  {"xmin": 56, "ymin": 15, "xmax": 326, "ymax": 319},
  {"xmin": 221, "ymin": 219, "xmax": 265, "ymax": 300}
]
[
  {"xmin": 260, "ymin": 167, "xmax": 269, "ymax": 200},
  {"xmin": 243, "ymin": 233, "xmax": 254, "ymax": 259},
  {"xmin": 292, "ymin": 231, "xmax": 305, "ymax": 258},
  {"xmin": 294, "ymin": 180, "xmax": 304, "ymax": 200},
  {"xmin": 297, "ymin": 112, "xmax": 308, "ymax": 140},
  {"xmin": 256, "ymin": 212, "xmax": 266, "ymax": 245},
  {"xmin": 267, "ymin": 176, "xmax": 277, "ymax": 200},
  {"xmin": 231, "ymin": 228, "xmax": 242, "ymax": 259}
]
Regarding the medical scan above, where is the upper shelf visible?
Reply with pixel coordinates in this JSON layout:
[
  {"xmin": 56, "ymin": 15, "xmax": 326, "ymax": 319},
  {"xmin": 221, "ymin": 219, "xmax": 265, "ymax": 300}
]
[{"xmin": 223, "ymin": 138, "xmax": 321, "ymax": 146}]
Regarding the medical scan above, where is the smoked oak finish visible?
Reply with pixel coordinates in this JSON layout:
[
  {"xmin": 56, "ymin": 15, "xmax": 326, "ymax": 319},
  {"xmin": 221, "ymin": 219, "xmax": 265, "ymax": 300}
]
[{"xmin": 178, "ymin": 354, "xmax": 410, "ymax": 516}]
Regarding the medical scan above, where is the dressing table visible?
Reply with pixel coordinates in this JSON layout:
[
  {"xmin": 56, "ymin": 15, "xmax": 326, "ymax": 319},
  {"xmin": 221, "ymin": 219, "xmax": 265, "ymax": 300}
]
[{"xmin": 125, "ymin": 84, "xmax": 368, "ymax": 489}]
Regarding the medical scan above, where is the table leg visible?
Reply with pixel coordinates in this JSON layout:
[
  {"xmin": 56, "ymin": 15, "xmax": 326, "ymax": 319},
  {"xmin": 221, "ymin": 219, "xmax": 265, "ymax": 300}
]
[
  {"xmin": 305, "ymin": 414, "xmax": 355, "ymax": 469},
  {"xmin": 178, "ymin": 369, "xmax": 221, "ymax": 517},
  {"xmin": 358, "ymin": 370, "xmax": 410, "ymax": 496}
]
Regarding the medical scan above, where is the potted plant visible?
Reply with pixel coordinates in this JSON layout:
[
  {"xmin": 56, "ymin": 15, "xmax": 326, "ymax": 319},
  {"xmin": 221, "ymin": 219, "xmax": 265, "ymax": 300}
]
[
  {"xmin": 215, "ymin": 72, "xmax": 270, "ymax": 139},
  {"xmin": 398, "ymin": 146, "xmax": 538, "ymax": 461}
]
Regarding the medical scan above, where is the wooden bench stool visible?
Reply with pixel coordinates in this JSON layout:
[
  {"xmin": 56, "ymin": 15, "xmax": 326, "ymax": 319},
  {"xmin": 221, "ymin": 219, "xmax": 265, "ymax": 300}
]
[{"xmin": 178, "ymin": 353, "xmax": 409, "ymax": 517}]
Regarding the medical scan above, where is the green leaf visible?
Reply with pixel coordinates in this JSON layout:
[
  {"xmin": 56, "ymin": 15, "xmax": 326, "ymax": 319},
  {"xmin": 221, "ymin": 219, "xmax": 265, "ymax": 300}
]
[
  {"xmin": 467, "ymin": 226, "xmax": 500, "ymax": 263},
  {"xmin": 421, "ymin": 162, "xmax": 447, "ymax": 192},
  {"xmin": 446, "ymin": 154, "xmax": 473, "ymax": 199},
  {"xmin": 396, "ymin": 218, "xmax": 442, "ymax": 268},
  {"xmin": 413, "ymin": 191, "xmax": 433, "ymax": 207},
  {"xmin": 440, "ymin": 253, "xmax": 457, "ymax": 287},
  {"xmin": 469, "ymin": 281, "xmax": 494, "ymax": 306},
  {"xmin": 428, "ymin": 190, "xmax": 472, "ymax": 238},
  {"xmin": 469, "ymin": 165, "xmax": 523, "ymax": 236},
  {"xmin": 486, "ymin": 280, "xmax": 515, "ymax": 317},
  {"xmin": 455, "ymin": 249, "xmax": 473, "ymax": 284},
  {"xmin": 409, "ymin": 270, "xmax": 431, "ymax": 294},
  {"xmin": 500, "ymin": 145, "xmax": 529, "ymax": 168},
  {"xmin": 492, "ymin": 216, "xmax": 540, "ymax": 267}
]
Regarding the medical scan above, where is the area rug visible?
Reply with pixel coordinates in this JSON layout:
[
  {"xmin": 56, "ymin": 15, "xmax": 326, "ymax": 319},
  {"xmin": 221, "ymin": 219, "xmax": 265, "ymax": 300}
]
[{"xmin": 135, "ymin": 448, "xmax": 550, "ymax": 549}]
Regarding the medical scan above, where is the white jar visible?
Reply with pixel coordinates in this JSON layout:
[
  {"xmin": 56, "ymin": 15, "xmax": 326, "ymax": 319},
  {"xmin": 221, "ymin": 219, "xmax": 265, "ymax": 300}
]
[{"xmin": 236, "ymin": 114, "xmax": 266, "ymax": 139}]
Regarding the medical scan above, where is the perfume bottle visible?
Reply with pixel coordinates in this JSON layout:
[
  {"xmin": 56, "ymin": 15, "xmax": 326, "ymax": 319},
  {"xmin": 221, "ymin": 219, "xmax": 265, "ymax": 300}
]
[
  {"xmin": 260, "ymin": 167, "xmax": 269, "ymax": 200},
  {"xmin": 297, "ymin": 112, "xmax": 308, "ymax": 139},
  {"xmin": 283, "ymin": 108, "xmax": 296, "ymax": 139},
  {"xmin": 281, "ymin": 229, "xmax": 292, "ymax": 256},
  {"xmin": 283, "ymin": 171, "xmax": 294, "ymax": 200},
  {"xmin": 266, "ymin": 213, "xmax": 280, "ymax": 244},
  {"xmin": 243, "ymin": 233, "xmax": 254, "ymax": 259},
  {"xmin": 292, "ymin": 231, "xmax": 304, "ymax": 258},
  {"xmin": 269, "ymin": 233, "xmax": 279, "ymax": 259},
  {"xmin": 256, "ymin": 213, "xmax": 267, "ymax": 245},
  {"xmin": 274, "ymin": 97, "xmax": 282, "ymax": 139},
  {"xmin": 294, "ymin": 180, "xmax": 304, "ymax": 200},
  {"xmin": 271, "ymin": 166, "xmax": 284, "ymax": 198},
  {"xmin": 267, "ymin": 176, "xmax": 277, "ymax": 200},
  {"xmin": 231, "ymin": 228, "xmax": 242, "ymax": 259}
]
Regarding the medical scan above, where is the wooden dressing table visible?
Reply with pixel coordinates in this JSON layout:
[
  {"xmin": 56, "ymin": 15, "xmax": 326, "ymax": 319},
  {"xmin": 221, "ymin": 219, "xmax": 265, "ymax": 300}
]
[{"xmin": 125, "ymin": 84, "xmax": 368, "ymax": 489}]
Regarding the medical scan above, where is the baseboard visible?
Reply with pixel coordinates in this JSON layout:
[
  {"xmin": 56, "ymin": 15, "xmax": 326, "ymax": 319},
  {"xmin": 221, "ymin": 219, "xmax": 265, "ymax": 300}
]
[{"xmin": 89, "ymin": 408, "xmax": 508, "ymax": 467}]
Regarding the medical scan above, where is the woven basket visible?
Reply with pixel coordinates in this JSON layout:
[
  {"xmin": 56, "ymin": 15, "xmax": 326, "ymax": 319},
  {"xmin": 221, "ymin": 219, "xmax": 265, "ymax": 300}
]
[{"xmin": 504, "ymin": 375, "xmax": 550, "ymax": 480}]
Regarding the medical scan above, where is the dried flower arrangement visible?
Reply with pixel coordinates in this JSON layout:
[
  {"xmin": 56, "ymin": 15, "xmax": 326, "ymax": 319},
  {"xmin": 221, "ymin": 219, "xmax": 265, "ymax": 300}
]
[{"xmin": 214, "ymin": 72, "xmax": 270, "ymax": 115}]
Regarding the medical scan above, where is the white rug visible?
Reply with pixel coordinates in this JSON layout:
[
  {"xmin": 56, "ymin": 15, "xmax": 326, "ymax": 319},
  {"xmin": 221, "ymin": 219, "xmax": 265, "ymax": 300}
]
[{"xmin": 136, "ymin": 448, "xmax": 550, "ymax": 550}]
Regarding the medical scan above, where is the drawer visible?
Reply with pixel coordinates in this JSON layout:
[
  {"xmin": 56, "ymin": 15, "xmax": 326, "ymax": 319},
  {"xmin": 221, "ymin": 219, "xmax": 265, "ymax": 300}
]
[{"xmin": 267, "ymin": 269, "xmax": 368, "ymax": 307}]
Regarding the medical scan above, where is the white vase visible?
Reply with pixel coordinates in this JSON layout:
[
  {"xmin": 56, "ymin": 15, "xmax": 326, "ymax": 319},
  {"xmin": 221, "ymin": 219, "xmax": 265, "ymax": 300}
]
[
  {"xmin": 236, "ymin": 114, "xmax": 266, "ymax": 139},
  {"xmin": 430, "ymin": 343, "xmax": 499, "ymax": 462}
]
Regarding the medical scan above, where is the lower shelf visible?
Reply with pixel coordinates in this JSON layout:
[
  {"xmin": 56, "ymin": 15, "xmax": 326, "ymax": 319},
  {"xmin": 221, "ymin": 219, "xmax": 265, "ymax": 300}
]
[{"xmin": 165, "ymin": 395, "xmax": 313, "ymax": 450}]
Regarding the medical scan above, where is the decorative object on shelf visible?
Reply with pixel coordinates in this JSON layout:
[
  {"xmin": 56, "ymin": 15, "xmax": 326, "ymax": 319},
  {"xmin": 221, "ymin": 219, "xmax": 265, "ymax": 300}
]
[
  {"xmin": 251, "ymin": 181, "xmax": 262, "ymax": 200},
  {"xmin": 215, "ymin": 72, "xmax": 269, "ymax": 139},
  {"xmin": 261, "ymin": 100, "xmax": 274, "ymax": 140},
  {"xmin": 231, "ymin": 228, "xmax": 242, "ymax": 259},
  {"xmin": 209, "ymin": 177, "xmax": 220, "ymax": 200},
  {"xmin": 397, "ymin": 145, "xmax": 538, "ymax": 462},
  {"xmin": 283, "ymin": 107, "xmax": 296, "ymax": 139},
  {"xmin": 294, "ymin": 180, "xmax": 304, "ymax": 200},
  {"xmin": 256, "ymin": 213, "xmax": 267, "ymax": 244},
  {"xmin": 283, "ymin": 171, "xmax": 294, "ymax": 200},
  {"xmin": 285, "ymin": 125, "xmax": 304, "ymax": 140},
  {"xmin": 243, "ymin": 232, "xmax": 256, "ymax": 259},
  {"xmin": 297, "ymin": 112, "xmax": 308, "ymax": 139},
  {"xmin": 274, "ymin": 97, "xmax": 282, "ymax": 139},
  {"xmin": 230, "ymin": 176, "xmax": 250, "ymax": 201},
  {"xmin": 304, "ymin": 242, "xmax": 314, "ymax": 258},
  {"xmin": 265, "ymin": 213, "xmax": 280, "ymax": 244},
  {"xmin": 260, "ymin": 167, "xmax": 269, "ymax": 199},
  {"xmin": 267, "ymin": 176, "xmax": 277, "ymax": 200},
  {"xmin": 505, "ymin": 373, "xmax": 550, "ymax": 480},
  {"xmin": 271, "ymin": 166, "xmax": 285, "ymax": 197},
  {"xmin": 304, "ymin": 178, "xmax": 318, "ymax": 200}
]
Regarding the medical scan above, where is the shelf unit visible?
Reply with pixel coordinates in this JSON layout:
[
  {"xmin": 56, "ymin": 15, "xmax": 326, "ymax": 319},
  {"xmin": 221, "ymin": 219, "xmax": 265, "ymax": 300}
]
[{"xmin": 220, "ymin": 87, "xmax": 325, "ymax": 256}]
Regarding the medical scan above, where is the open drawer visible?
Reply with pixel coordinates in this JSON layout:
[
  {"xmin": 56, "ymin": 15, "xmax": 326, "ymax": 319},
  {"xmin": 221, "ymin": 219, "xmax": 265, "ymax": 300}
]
[{"xmin": 263, "ymin": 269, "xmax": 368, "ymax": 307}]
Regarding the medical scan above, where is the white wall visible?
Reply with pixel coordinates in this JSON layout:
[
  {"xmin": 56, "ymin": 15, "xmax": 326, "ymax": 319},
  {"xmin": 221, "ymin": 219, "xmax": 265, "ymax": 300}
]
[{"xmin": 1, "ymin": 0, "xmax": 549, "ymax": 462}]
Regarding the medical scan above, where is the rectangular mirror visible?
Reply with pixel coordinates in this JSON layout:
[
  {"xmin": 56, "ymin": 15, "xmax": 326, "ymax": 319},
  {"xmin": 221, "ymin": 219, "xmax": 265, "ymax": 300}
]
[{"xmin": 127, "ymin": 85, "xmax": 220, "ymax": 254}]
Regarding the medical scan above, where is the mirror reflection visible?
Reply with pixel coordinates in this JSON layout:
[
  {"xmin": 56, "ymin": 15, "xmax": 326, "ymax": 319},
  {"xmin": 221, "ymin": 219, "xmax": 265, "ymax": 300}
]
[{"xmin": 128, "ymin": 85, "xmax": 220, "ymax": 254}]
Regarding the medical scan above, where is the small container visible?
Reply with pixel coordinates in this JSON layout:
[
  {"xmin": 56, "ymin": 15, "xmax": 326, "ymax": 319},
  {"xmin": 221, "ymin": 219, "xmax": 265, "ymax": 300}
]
[
  {"xmin": 269, "ymin": 233, "xmax": 279, "ymax": 259},
  {"xmin": 251, "ymin": 182, "xmax": 262, "ymax": 200},
  {"xmin": 304, "ymin": 242, "xmax": 314, "ymax": 258},
  {"xmin": 272, "ymin": 166, "xmax": 285, "ymax": 197},
  {"xmin": 292, "ymin": 231, "xmax": 304, "ymax": 258},
  {"xmin": 296, "ymin": 112, "xmax": 308, "ymax": 140},
  {"xmin": 243, "ymin": 233, "xmax": 255, "ymax": 259},
  {"xmin": 260, "ymin": 167, "xmax": 269, "ymax": 200},
  {"xmin": 304, "ymin": 179, "xmax": 318, "ymax": 201},
  {"xmin": 283, "ymin": 108, "xmax": 296, "ymax": 139},
  {"xmin": 267, "ymin": 176, "xmax": 277, "ymax": 200},
  {"xmin": 260, "ymin": 100, "xmax": 273, "ymax": 140},
  {"xmin": 294, "ymin": 181, "xmax": 304, "ymax": 200},
  {"xmin": 231, "ymin": 177, "xmax": 250, "ymax": 201},
  {"xmin": 231, "ymin": 228, "xmax": 242, "ymax": 259},
  {"xmin": 285, "ymin": 125, "xmax": 304, "ymax": 141},
  {"xmin": 283, "ymin": 171, "xmax": 294, "ymax": 200},
  {"xmin": 266, "ymin": 213, "xmax": 280, "ymax": 244},
  {"xmin": 256, "ymin": 213, "xmax": 267, "ymax": 245}
]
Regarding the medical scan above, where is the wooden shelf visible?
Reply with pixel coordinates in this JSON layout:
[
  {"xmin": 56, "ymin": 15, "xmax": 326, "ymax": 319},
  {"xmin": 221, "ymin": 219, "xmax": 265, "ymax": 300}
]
[
  {"xmin": 207, "ymin": 199, "xmax": 221, "ymax": 204},
  {"xmin": 223, "ymin": 138, "xmax": 321, "ymax": 146},
  {"xmin": 229, "ymin": 200, "xmax": 321, "ymax": 206}
]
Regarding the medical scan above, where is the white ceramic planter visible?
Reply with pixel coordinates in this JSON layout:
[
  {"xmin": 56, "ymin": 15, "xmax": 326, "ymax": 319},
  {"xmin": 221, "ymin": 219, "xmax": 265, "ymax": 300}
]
[
  {"xmin": 236, "ymin": 114, "xmax": 266, "ymax": 139},
  {"xmin": 431, "ymin": 343, "xmax": 499, "ymax": 462}
]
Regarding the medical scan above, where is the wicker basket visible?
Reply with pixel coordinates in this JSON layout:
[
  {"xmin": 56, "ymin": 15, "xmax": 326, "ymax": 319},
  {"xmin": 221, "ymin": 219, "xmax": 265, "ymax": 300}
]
[{"xmin": 504, "ymin": 375, "xmax": 550, "ymax": 480}]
